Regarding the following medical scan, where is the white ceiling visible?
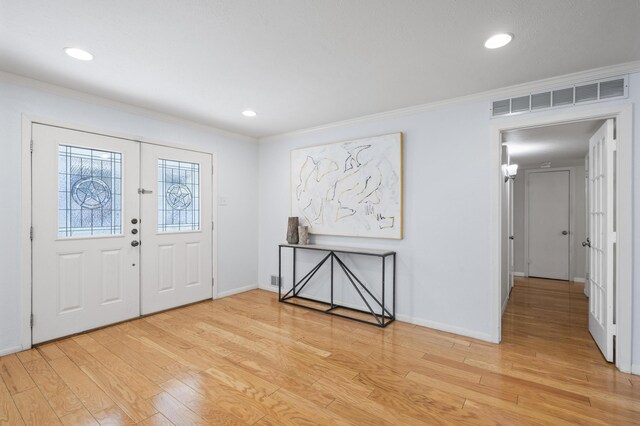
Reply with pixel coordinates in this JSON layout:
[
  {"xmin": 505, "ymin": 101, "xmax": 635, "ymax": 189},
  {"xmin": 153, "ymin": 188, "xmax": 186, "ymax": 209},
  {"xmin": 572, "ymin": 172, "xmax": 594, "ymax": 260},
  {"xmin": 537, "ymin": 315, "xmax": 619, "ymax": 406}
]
[
  {"xmin": 502, "ymin": 120, "xmax": 605, "ymax": 167},
  {"xmin": 1, "ymin": 1, "xmax": 639, "ymax": 138}
]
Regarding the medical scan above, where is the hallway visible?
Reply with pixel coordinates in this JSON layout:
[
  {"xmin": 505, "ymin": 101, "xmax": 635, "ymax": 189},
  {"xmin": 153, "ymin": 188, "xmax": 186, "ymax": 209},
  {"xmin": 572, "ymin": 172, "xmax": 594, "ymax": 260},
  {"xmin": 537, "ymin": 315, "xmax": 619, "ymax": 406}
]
[{"xmin": 503, "ymin": 277, "xmax": 598, "ymax": 361}]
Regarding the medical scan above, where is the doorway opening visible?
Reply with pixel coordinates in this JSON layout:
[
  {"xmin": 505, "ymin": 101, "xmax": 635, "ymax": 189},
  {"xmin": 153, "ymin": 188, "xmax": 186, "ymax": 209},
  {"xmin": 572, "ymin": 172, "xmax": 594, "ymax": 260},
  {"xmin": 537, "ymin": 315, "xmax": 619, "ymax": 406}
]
[
  {"xmin": 490, "ymin": 103, "xmax": 633, "ymax": 373},
  {"xmin": 501, "ymin": 119, "xmax": 613, "ymax": 364}
]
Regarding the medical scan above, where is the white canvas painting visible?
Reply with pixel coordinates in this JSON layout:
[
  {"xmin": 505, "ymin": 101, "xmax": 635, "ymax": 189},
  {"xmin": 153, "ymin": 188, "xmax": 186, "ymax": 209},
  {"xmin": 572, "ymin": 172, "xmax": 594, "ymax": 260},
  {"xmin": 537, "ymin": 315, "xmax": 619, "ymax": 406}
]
[{"xmin": 291, "ymin": 133, "xmax": 402, "ymax": 239}]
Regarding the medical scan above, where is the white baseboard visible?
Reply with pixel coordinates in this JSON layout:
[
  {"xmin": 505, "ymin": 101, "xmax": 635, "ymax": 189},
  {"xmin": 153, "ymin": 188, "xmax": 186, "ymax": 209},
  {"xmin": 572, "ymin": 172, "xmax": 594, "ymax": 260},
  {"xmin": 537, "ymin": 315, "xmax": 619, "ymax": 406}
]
[
  {"xmin": 632, "ymin": 364, "xmax": 640, "ymax": 376},
  {"xmin": 0, "ymin": 345, "xmax": 23, "ymax": 356},
  {"xmin": 258, "ymin": 286, "xmax": 494, "ymax": 344},
  {"xmin": 216, "ymin": 284, "xmax": 258, "ymax": 299},
  {"xmin": 395, "ymin": 314, "xmax": 494, "ymax": 343},
  {"xmin": 259, "ymin": 284, "xmax": 279, "ymax": 293},
  {"xmin": 512, "ymin": 272, "xmax": 525, "ymax": 277},
  {"xmin": 502, "ymin": 296, "xmax": 510, "ymax": 315},
  {"xmin": 572, "ymin": 277, "xmax": 586, "ymax": 283}
]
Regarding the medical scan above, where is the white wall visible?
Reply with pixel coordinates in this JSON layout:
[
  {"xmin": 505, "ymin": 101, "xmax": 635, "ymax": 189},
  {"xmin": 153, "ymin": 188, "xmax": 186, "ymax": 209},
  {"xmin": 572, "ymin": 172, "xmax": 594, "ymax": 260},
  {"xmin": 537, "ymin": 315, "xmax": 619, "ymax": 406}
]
[
  {"xmin": 0, "ymin": 75, "xmax": 259, "ymax": 354},
  {"xmin": 258, "ymin": 72, "xmax": 640, "ymax": 359},
  {"xmin": 513, "ymin": 164, "xmax": 587, "ymax": 280},
  {"xmin": 258, "ymin": 99, "xmax": 495, "ymax": 341}
]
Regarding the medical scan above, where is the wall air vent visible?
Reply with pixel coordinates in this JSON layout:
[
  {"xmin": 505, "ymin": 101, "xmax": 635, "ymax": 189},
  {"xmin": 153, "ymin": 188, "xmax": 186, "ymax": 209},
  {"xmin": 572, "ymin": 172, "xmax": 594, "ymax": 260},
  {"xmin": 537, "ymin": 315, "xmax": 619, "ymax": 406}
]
[{"xmin": 491, "ymin": 75, "xmax": 628, "ymax": 118}]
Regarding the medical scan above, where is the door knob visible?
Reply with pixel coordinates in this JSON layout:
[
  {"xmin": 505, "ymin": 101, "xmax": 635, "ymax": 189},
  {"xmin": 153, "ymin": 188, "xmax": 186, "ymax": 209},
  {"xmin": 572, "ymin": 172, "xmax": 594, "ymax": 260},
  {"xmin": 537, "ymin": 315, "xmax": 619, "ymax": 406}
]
[
  {"xmin": 131, "ymin": 240, "xmax": 140, "ymax": 247},
  {"xmin": 131, "ymin": 229, "xmax": 138, "ymax": 235},
  {"xmin": 582, "ymin": 238, "xmax": 591, "ymax": 247},
  {"xmin": 131, "ymin": 218, "xmax": 138, "ymax": 224},
  {"xmin": 561, "ymin": 230, "xmax": 569, "ymax": 235},
  {"xmin": 509, "ymin": 235, "xmax": 514, "ymax": 240}
]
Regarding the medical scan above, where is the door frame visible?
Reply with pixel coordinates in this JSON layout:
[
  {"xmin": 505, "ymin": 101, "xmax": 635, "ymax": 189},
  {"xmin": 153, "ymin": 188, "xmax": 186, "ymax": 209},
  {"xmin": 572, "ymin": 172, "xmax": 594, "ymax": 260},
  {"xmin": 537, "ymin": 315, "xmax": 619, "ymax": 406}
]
[
  {"xmin": 523, "ymin": 167, "xmax": 575, "ymax": 280},
  {"xmin": 489, "ymin": 102, "xmax": 633, "ymax": 373},
  {"xmin": 20, "ymin": 115, "xmax": 219, "ymax": 350}
]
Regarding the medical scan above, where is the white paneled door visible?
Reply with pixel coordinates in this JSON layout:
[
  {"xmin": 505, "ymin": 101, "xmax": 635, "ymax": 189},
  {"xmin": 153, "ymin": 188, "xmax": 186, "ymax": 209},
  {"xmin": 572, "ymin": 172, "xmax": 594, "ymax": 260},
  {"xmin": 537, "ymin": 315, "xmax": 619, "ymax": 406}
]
[
  {"xmin": 587, "ymin": 119, "xmax": 616, "ymax": 362},
  {"xmin": 32, "ymin": 124, "xmax": 141, "ymax": 343},
  {"xmin": 140, "ymin": 144, "xmax": 213, "ymax": 315},
  {"xmin": 31, "ymin": 124, "xmax": 214, "ymax": 343},
  {"xmin": 527, "ymin": 170, "xmax": 570, "ymax": 280}
]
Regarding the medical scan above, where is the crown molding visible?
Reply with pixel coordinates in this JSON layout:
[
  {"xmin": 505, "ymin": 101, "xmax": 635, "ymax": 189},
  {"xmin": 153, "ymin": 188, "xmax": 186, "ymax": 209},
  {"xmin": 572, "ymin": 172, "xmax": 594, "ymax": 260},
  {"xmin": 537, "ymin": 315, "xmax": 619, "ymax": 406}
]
[
  {"xmin": 259, "ymin": 60, "xmax": 640, "ymax": 142},
  {"xmin": 0, "ymin": 70, "xmax": 258, "ymax": 144}
]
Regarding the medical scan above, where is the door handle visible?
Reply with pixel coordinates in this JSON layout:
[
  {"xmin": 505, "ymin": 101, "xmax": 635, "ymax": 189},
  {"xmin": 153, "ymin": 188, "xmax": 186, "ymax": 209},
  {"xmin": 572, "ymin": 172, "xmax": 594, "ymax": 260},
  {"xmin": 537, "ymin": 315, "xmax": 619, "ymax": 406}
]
[
  {"xmin": 561, "ymin": 230, "xmax": 569, "ymax": 235},
  {"xmin": 131, "ymin": 240, "xmax": 140, "ymax": 247},
  {"xmin": 509, "ymin": 236, "xmax": 514, "ymax": 240},
  {"xmin": 582, "ymin": 238, "xmax": 591, "ymax": 247}
]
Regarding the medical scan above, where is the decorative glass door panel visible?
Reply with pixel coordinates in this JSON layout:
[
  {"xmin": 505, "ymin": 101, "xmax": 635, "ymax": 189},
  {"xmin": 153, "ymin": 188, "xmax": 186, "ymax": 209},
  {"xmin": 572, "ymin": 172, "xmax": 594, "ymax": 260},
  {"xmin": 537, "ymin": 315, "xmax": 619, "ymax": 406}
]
[
  {"xmin": 58, "ymin": 145, "xmax": 122, "ymax": 237},
  {"xmin": 157, "ymin": 159, "xmax": 200, "ymax": 232}
]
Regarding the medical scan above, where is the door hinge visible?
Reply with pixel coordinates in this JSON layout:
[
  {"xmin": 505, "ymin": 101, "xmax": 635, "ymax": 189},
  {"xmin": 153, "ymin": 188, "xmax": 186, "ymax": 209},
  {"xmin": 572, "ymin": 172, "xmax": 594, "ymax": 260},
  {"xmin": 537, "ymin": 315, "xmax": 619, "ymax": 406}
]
[
  {"xmin": 212, "ymin": 221, "xmax": 214, "ymax": 230},
  {"xmin": 612, "ymin": 139, "xmax": 617, "ymax": 152},
  {"xmin": 212, "ymin": 164, "xmax": 214, "ymax": 175},
  {"xmin": 611, "ymin": 324, "xmax": 617, "ymax": 336},
  {"xmin": 30, "ymin": 140, "xmax": 33, "ymax": 153},
  {"xmin": 611, "ymin": 232, "xmax": 617, "ymax": 243},
  {"xmin": 30, "ymin": 226, "xmax": 33, "ymax": 241},
  {"xmin": 30, "ymin": 314, "xmax": 34, "ymax": 329},
  {"xmin": 212, "ymin": 277, "xmax": 215, "ymax": 287}
]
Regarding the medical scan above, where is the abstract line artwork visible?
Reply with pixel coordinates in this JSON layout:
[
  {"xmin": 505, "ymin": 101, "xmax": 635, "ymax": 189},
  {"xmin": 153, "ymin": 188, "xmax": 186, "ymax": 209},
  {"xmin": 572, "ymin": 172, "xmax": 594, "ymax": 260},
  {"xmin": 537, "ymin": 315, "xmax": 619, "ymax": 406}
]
[
  {"xmin": 291, "ymin": 133, "xmax": 402, "ymax": 239},
  {"xmin": 58, "ymin": 145, "xmax": 122, "ymax": 237}
]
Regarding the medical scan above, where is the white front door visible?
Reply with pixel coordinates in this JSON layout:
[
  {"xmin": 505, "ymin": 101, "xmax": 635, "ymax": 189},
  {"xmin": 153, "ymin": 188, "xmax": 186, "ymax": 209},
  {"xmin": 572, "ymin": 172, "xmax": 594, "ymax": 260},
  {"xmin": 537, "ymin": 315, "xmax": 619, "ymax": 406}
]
[
  {"xmin": 527, "ymin": 170, "xmax": 570, "ymax": 280},
  {"xmin": 32, "ymin": 124, "xmax": 141, "ymax": 343},
  {"xmin": 587, "ymin": 119, "xmax": 616, "ymax": 362},
  {"xmin": 140, "ymin": 144, "xmax": 213, "ymax": 314}
]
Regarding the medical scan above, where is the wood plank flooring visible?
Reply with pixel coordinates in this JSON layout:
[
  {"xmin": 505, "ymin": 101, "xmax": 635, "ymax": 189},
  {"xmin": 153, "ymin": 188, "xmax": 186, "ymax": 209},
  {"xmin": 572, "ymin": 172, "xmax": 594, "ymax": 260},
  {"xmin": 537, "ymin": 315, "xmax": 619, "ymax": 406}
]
[{"xmin": 1, "ymin": 277, "xmax": 639, "ymax": 425}]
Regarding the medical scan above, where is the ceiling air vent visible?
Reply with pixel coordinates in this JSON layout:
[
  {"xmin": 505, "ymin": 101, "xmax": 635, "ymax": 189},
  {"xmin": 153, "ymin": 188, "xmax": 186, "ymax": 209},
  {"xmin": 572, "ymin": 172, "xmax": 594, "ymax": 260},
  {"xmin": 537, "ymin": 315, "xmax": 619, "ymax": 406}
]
[
  {"xmin": 531, "ymin": 92, "xmax": 551, "ymax": 110},
  {"xmin": 492, "ymin": 99, "xmax": 510, "ymax": 116},
  {"xmin": 491, "ymin": 75, "xmax": 628, "ymax": 118},
  {"xmin": 511, "ymin": 96, "xmax": 530, "ymax": 113},
  {"xmin": 599, "ymin": 78, "xmax": 625, "ymax": 99},
  {"xmin": 575, "ymin": 83, "xmax": 598, "ymax": 103},
  {"xmin": 552, "ymin": 88, "xmax": 574, "ymax": 106}
]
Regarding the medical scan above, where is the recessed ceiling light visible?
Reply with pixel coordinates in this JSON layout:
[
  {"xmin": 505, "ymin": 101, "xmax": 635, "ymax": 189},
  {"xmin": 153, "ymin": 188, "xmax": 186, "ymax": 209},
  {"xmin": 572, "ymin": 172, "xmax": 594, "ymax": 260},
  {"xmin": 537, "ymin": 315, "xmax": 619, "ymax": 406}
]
[
  {"xmin": 484, "ymin": 33, "xmax": 513, "ymax": 49},
  {"xmin": 64, "ymin": 47, "xmax": 93, "ymax": 61},
  {"xmin": 242, "ymin": 110, "xmax": 257, "ymax": 117}
]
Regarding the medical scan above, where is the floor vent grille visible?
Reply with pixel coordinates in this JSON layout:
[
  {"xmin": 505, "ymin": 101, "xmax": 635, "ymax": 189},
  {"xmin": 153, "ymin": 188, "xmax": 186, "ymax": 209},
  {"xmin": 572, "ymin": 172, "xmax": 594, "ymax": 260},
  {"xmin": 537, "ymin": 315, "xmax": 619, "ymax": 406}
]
[{"xmin": 491, "ymin": 76, "xmax": 628, "ymax": 118}]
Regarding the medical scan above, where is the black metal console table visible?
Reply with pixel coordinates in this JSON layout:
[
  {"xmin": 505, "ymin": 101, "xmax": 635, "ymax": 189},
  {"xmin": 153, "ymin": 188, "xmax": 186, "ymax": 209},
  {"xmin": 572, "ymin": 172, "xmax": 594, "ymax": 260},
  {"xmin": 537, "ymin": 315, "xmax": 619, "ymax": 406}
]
[{"xmin": 278, "ymin": 244, "xmax": 396, "ymax": 327}]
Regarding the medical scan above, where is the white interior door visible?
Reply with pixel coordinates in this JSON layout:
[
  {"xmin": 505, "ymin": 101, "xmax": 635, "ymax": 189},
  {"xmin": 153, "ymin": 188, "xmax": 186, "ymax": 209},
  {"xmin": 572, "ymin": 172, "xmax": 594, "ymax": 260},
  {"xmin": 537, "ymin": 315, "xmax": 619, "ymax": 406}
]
[
  {"xmin": 527, "ymin": 170, "xmax": 570, "ymax": 280},
  {"xmin": 140, "ymin": 144, "xmax": 213, "ymax": 314},
  {"xmin": 583, "ymin": 154, "xmax": 591, "ymax": 298},
  {"xmin": 32, "ymin": 124, "xmax": 140, "ymax": 343},
  {"xmin": 587, "ymin": 119, "xmax": 615, "ymax": 362},
  {"xmin": 508, "ymin": 174, "xmax": 515, "ymax": 291}
]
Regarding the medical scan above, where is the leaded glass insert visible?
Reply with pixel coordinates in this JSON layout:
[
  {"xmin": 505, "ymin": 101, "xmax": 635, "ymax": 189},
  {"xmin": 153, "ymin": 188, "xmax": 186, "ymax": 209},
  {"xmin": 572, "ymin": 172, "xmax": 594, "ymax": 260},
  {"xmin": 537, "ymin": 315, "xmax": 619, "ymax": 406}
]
[
  {"xmin": 158, "ymin": 159, "xmax": 200, "ymax": 232},
  {"xmin": 58, "ymin": 145, "xmax": 122, "ymax": 237}
]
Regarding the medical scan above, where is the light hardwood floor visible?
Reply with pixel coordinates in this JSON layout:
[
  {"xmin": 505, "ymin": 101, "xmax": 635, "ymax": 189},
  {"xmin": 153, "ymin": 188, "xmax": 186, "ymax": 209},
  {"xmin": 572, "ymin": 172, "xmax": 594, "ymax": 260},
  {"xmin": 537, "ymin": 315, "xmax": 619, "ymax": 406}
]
[{"xmin": 1, "ymin": 277, "xmax": 639, "ymax": 425}]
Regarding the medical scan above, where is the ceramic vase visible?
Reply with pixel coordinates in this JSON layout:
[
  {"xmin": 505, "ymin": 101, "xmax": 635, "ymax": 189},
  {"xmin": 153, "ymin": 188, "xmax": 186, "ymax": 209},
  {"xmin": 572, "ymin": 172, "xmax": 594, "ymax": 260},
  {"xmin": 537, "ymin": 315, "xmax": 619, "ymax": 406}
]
[
  {"xmin": 286, "ymin": 217, "xmax": 299, "ymax": 244},
  {"xmin": 298, "ymin": 226, "xmax": 310, "ymax": 245}
]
